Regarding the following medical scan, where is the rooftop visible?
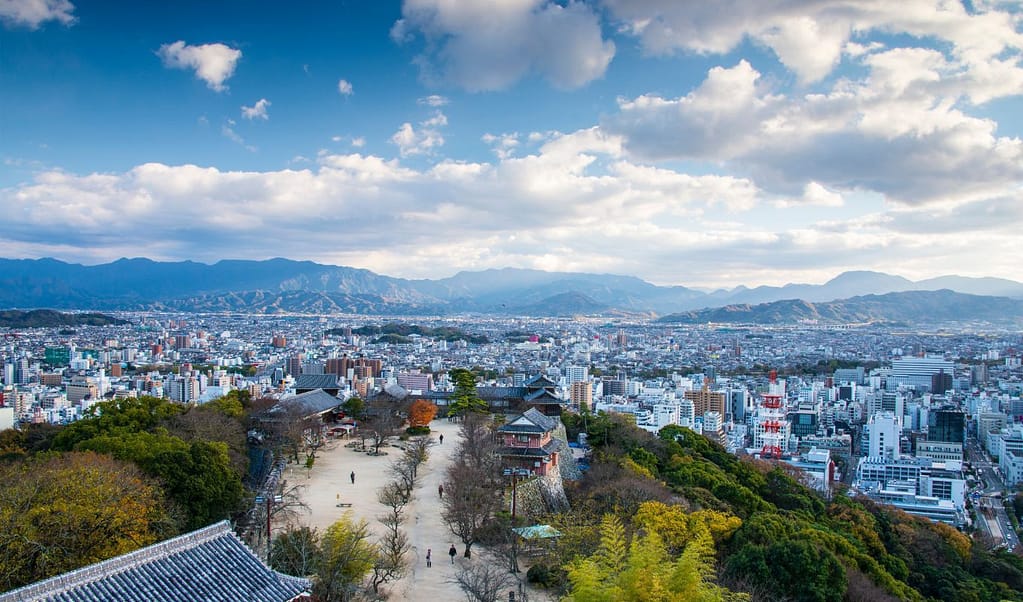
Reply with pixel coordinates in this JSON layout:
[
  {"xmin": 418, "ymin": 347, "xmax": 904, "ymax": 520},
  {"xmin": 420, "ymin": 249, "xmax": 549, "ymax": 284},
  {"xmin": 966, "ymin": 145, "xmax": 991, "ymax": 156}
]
[{"xmin": 0, "ymin": 521, "xmax": 310, "ymax": 602}]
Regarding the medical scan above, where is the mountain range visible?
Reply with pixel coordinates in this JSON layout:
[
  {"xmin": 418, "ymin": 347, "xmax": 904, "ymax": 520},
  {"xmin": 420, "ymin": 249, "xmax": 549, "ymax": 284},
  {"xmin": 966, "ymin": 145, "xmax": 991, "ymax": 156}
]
[
  {"xmin": 1, "ymin": 257, "xmax": 1022, "ymax": 323},
  {"xmin": 657, "ymin": 290, "xmax": 1023, "ymax": 326}
]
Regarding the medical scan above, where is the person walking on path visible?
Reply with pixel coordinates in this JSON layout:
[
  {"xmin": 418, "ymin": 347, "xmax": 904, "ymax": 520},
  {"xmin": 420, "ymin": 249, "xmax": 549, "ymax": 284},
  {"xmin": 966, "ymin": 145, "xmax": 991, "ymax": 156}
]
[
  {"xmin": 449, "ymin": 545, "xmax": 457, "ymax": 564},
  {"xmin": 439, "ymin": 434, "xmax": 444, "ymax": 444},
  {"xmin": 350, "ymin": 471, "xmax": 355, "ymax": 484},
  {"xmin": 426, "ymin": 548, "xmax": 432, "ymax": 568},
  {"xmin": 438, "ymin": 484, "xmax": 444, "ymax": 499}
]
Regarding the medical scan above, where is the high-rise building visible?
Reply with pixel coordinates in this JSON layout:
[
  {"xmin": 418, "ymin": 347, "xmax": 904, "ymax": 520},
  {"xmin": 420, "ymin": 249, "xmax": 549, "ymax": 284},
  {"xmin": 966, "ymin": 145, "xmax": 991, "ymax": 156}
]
[
  {"xmin": 727, "ymin": 388, "xmax": 748, "ymax": 423},
  {"xmin": 684, "ymin": 386, "xmax": 725, "ymax": 417},
  {"xmin": 397, "ymin": 371, "xmax": 433, "ymax": 392},
  {"xmin": 928, "ymin": 408, "xmax": 965, "ymax": 444},
  {"xmin": 570, "ymin": 381, "xmax": 592, "ymax": 407},
  {"xmin": 167, "ymin": 375, "xmax": 199, "ymax": 403},
  {"xmin": 931, "ymin": 370, "xmax": 953, "ymax": 394},
  {"xmin": 602, "ymin": 377, "xmax": 627, "ymax": 397},
  {"xmin": 834, "ymin": 367, "xmax": 865, "ymax": 385},
  {"xmin": 13, "ymin": 358, "xmax": 29, "ymax": 385},
  {"xmin": 890, "ymin": 357, "xmax": 954, "ymax": 391},
  {"xmin": 868, "ymin": 412, "xmax": 901, "ymax": 459},
  {"xmin": 565, "ymin": 365, "xmax": 588, "ymax": 384},
  {"xmin": 287, "ymin": 354, "xmax": 304, "ymax": 376}
]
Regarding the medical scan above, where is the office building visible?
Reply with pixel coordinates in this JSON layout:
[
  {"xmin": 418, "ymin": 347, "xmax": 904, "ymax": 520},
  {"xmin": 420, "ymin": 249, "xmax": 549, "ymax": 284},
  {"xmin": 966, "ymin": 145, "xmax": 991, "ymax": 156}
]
[
  {"xmin": 890, "ymin": 357, "xmax": 955, "ymax": 391},
  {"xmin": 928, "ymin": 408, "xmax": 965, "ymax": 444}
]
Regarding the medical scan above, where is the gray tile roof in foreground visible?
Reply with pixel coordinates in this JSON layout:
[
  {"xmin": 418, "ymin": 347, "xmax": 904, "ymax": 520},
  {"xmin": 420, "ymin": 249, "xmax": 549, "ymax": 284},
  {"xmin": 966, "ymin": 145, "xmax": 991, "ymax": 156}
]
[{"xmin": 0, "ymin": 521, "xmax": 310, "ymax": 602}]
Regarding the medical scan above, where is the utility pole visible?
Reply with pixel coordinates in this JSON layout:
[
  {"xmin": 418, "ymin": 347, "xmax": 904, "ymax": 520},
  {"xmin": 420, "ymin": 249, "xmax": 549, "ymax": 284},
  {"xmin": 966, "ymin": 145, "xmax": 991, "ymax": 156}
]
[
  {"xmin": 257, "ymin": 493, "xmax": 283, "ymax": 562},
  {"xmin": 503, "ymin": 468, "xmax": 530, "ymax": 519}
]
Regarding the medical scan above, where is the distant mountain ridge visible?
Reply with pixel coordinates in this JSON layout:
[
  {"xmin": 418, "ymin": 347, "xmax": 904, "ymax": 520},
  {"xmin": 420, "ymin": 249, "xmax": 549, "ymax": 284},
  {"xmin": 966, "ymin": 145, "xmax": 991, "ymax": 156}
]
[
  {"xmin": 1, "ymin": 257, "xmax": 1021, "ymax": 321},
  {"xmin": 657, "ymin": 290, "xmax": 1023, "ymax": 326}
]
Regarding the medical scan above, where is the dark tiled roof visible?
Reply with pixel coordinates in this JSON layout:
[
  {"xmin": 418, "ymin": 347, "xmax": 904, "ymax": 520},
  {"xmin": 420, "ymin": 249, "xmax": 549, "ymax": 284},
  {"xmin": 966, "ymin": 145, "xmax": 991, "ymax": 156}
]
[
  {"xmin": 0, "ymin": 521, "xmax": 310, "ymax": 602},
  {"xmin": 523, "ymin": 407, "xmax": 558, "ymax": 432},
  {"xmin": 477, "ymin": 386, "xmax": 527, "ymax": 400},
  {"xmin": 498, "ymin": 407, "xmax": 558, "ymax": 434},
  {"xmin": 499, "ymin": 440, "xmax": 559, "ymax": 457},
  {"xmin": 523, "ymin": 388, "xmax": 561, "ymax": 403},
  {"xmin": 294, "ymin": 374, "xmax": 340, "ymax": 391},
  {"xmin": 278, "ymin": 388, "xmax": 340, "ymax": 417},
  {"xmin": 499, "ymin": 423, "xmax": 546, "ymax": 434},
  {"xmin": 525, "ymin": 374, "xmax": 557, "ymax": 389},
  {"xmin": 499, "ymin": 446, "xmax": 549, "ymax": 458}
]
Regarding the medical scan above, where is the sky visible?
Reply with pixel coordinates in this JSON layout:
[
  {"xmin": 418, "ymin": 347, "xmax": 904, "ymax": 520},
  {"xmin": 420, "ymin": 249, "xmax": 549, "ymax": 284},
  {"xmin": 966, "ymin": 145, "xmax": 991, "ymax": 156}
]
[{"xmin": 1, "ymin": 0, "xmax": 1022, "ymax": 290}]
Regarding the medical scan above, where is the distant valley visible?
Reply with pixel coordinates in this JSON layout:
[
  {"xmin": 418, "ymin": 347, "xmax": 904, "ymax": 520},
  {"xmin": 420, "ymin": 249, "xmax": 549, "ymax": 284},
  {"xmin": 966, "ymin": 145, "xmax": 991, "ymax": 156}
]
[{"xmin": 1, "ymin": 257, "xmax": 1022, "ymax": 324}]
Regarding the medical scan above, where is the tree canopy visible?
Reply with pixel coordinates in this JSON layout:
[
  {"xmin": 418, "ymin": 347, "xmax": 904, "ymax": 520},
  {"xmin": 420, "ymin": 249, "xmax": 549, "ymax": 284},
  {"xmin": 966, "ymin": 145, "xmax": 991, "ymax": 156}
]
[
  {"xmin": 550, "ymin": 410, "xmax": 1023, "ymax": 601},
  {"xmin": 0, "ymin": 451, "xmax": 173, "ymax": 591},
  {"xmin": 50, "ymin": 395, "xmax": 246, "ymax": 530}
]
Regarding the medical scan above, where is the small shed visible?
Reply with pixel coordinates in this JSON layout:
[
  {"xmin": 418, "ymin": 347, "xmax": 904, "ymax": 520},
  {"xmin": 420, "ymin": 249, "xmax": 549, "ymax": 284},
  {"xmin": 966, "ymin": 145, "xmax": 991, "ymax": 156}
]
[{"xmin": 511, "ymin": 524, "xmax": 562, "ymax": 557}]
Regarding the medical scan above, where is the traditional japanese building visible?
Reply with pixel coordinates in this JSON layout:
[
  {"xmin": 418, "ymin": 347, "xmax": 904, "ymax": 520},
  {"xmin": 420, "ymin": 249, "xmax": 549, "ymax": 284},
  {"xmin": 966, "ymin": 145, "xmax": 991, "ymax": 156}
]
[{"xmin": 497, "ymin": 407, "xmax": 561, "ymax": 476}]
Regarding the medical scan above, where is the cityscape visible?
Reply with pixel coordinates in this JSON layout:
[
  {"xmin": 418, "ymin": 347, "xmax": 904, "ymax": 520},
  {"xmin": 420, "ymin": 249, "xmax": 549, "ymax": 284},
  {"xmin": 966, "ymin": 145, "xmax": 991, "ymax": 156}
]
[
  {"xmin": 2, "ymin": 304, "xmax": 1023, "ymax": 599},
  {"xmin": 4, "ymin": 0, "xmax": 1023, "ymax": 600}
]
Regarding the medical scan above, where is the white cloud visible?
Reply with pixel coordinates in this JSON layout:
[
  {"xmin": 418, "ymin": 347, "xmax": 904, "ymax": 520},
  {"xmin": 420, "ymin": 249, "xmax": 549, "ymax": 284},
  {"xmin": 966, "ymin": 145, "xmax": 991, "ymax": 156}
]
[
  {"xmin": 482, "ymin": 132, "xmax": 520, "ymax": 159},
  {"xmin": 606, "ymin": 58, "xmax": 1023, "ymax": 206},
  {"xmin": 417, "ymin": 94, "xmax": 450, "ymax": 107},
  {"xmin": 337, "ymin": 79, "xmax": 354, "ymax": 95},
  {"xmin": 241, "ymin": 98, "xmax": 271, "ymax": 120},
  {"xmin": 603, "ymin": 0, "xmax": 1023, "ymax": 85},
  {"xmin": 2, "ymin": 134, "xmax": 1019, "ymax": 287},
  {"xmin": 391, "ymin": 111, "xmax": 447, "ymax": 157},
  {"xmin": 394, "ymin": 0, "xmax": 615, "ymax": 91},
  {"xmin": 351, "ymin": 137, "xmax": 366, "ymax": 148},
  {"xmin": 0, "ymin": 0, "xmax": 75, "ymax": 28},
  {"xmin": 158, "ymin": 40, "xmax": 242, "ymax": 92}
]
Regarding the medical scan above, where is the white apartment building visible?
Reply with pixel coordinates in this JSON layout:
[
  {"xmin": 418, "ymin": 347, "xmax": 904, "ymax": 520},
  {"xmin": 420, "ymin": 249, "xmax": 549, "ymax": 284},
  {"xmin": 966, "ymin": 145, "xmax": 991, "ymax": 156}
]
[{"xmin": 868, "ymin": 412, "xmax": 901, "ymax": 460}]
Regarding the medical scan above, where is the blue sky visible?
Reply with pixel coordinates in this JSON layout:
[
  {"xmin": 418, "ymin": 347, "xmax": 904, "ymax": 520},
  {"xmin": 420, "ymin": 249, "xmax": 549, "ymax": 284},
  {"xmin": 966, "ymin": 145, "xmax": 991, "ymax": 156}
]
[{"xmin": 2, "ymin": 0, "xmax": 1021, "ymax": 289}]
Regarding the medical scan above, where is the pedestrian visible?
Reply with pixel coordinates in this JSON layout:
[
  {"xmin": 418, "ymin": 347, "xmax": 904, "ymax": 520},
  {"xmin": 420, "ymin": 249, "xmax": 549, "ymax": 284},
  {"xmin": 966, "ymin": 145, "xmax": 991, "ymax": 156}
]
[
  {"xmin": 449, "ymin": 544, "xmax": 457, "ymax": 563},
  {"xmin": 438, "ymin": 483, "xmax": 444, "ymax": 499},
  {"xmin": 350, "ymin": 471, "xmax": 355, "ymax": 484},
  {"xmin": 426, "ymin": 548, "xmax": 432, "ymax": 568},
  {"xmin": 439, "ymin": 434, "xmax": 444, "ymax": 444}
]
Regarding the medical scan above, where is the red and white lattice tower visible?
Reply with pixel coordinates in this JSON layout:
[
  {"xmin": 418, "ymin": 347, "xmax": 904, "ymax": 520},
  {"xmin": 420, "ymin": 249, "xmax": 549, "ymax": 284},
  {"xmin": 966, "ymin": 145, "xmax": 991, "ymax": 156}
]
[{"xmin": 759, "ymin": 370, "xmax": 785, "ymax": 459}]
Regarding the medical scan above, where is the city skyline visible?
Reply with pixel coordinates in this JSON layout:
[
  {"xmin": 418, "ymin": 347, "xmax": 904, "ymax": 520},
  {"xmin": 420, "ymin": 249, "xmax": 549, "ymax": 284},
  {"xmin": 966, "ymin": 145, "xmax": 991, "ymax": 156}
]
[{"xmin": 2, "ymin": 0, "xmax": 1022, "ymax": 289}]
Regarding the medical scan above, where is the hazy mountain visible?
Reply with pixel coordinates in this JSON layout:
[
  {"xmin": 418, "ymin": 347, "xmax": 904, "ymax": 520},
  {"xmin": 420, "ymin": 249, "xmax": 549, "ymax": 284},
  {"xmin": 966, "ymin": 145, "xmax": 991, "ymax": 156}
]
[
  {"xmin": 703, "ymin": 271, "xmax": 917, "ymax": 305},
  {"xmin": 502, "ymin": 292, "xmax": 611, "ymax": 317},
  {"xmin": 657, "ymin": 290, "xmax": 1023, "ymax": 326},
  {"xmin": 1, "ymin": 257, "xmax": 1020, "ymax": 318},
  {"xmin": 914, "ymin": 275, "xmax": 1023, "ymax": 298}
]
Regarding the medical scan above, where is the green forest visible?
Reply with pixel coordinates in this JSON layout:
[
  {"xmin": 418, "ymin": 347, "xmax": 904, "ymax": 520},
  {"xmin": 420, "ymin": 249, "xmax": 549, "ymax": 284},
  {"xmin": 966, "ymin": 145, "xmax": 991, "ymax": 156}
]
[{"xmin": 539, "ymin": 411, "xmax": 1023, "ymax": 601}]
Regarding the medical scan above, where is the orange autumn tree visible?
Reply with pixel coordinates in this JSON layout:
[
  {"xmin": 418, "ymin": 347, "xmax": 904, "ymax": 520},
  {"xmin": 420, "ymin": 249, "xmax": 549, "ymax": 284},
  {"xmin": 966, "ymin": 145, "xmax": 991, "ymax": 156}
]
[{"xmin": 408, "ymin": 399, "xmax": 438, "ymax": 429}]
